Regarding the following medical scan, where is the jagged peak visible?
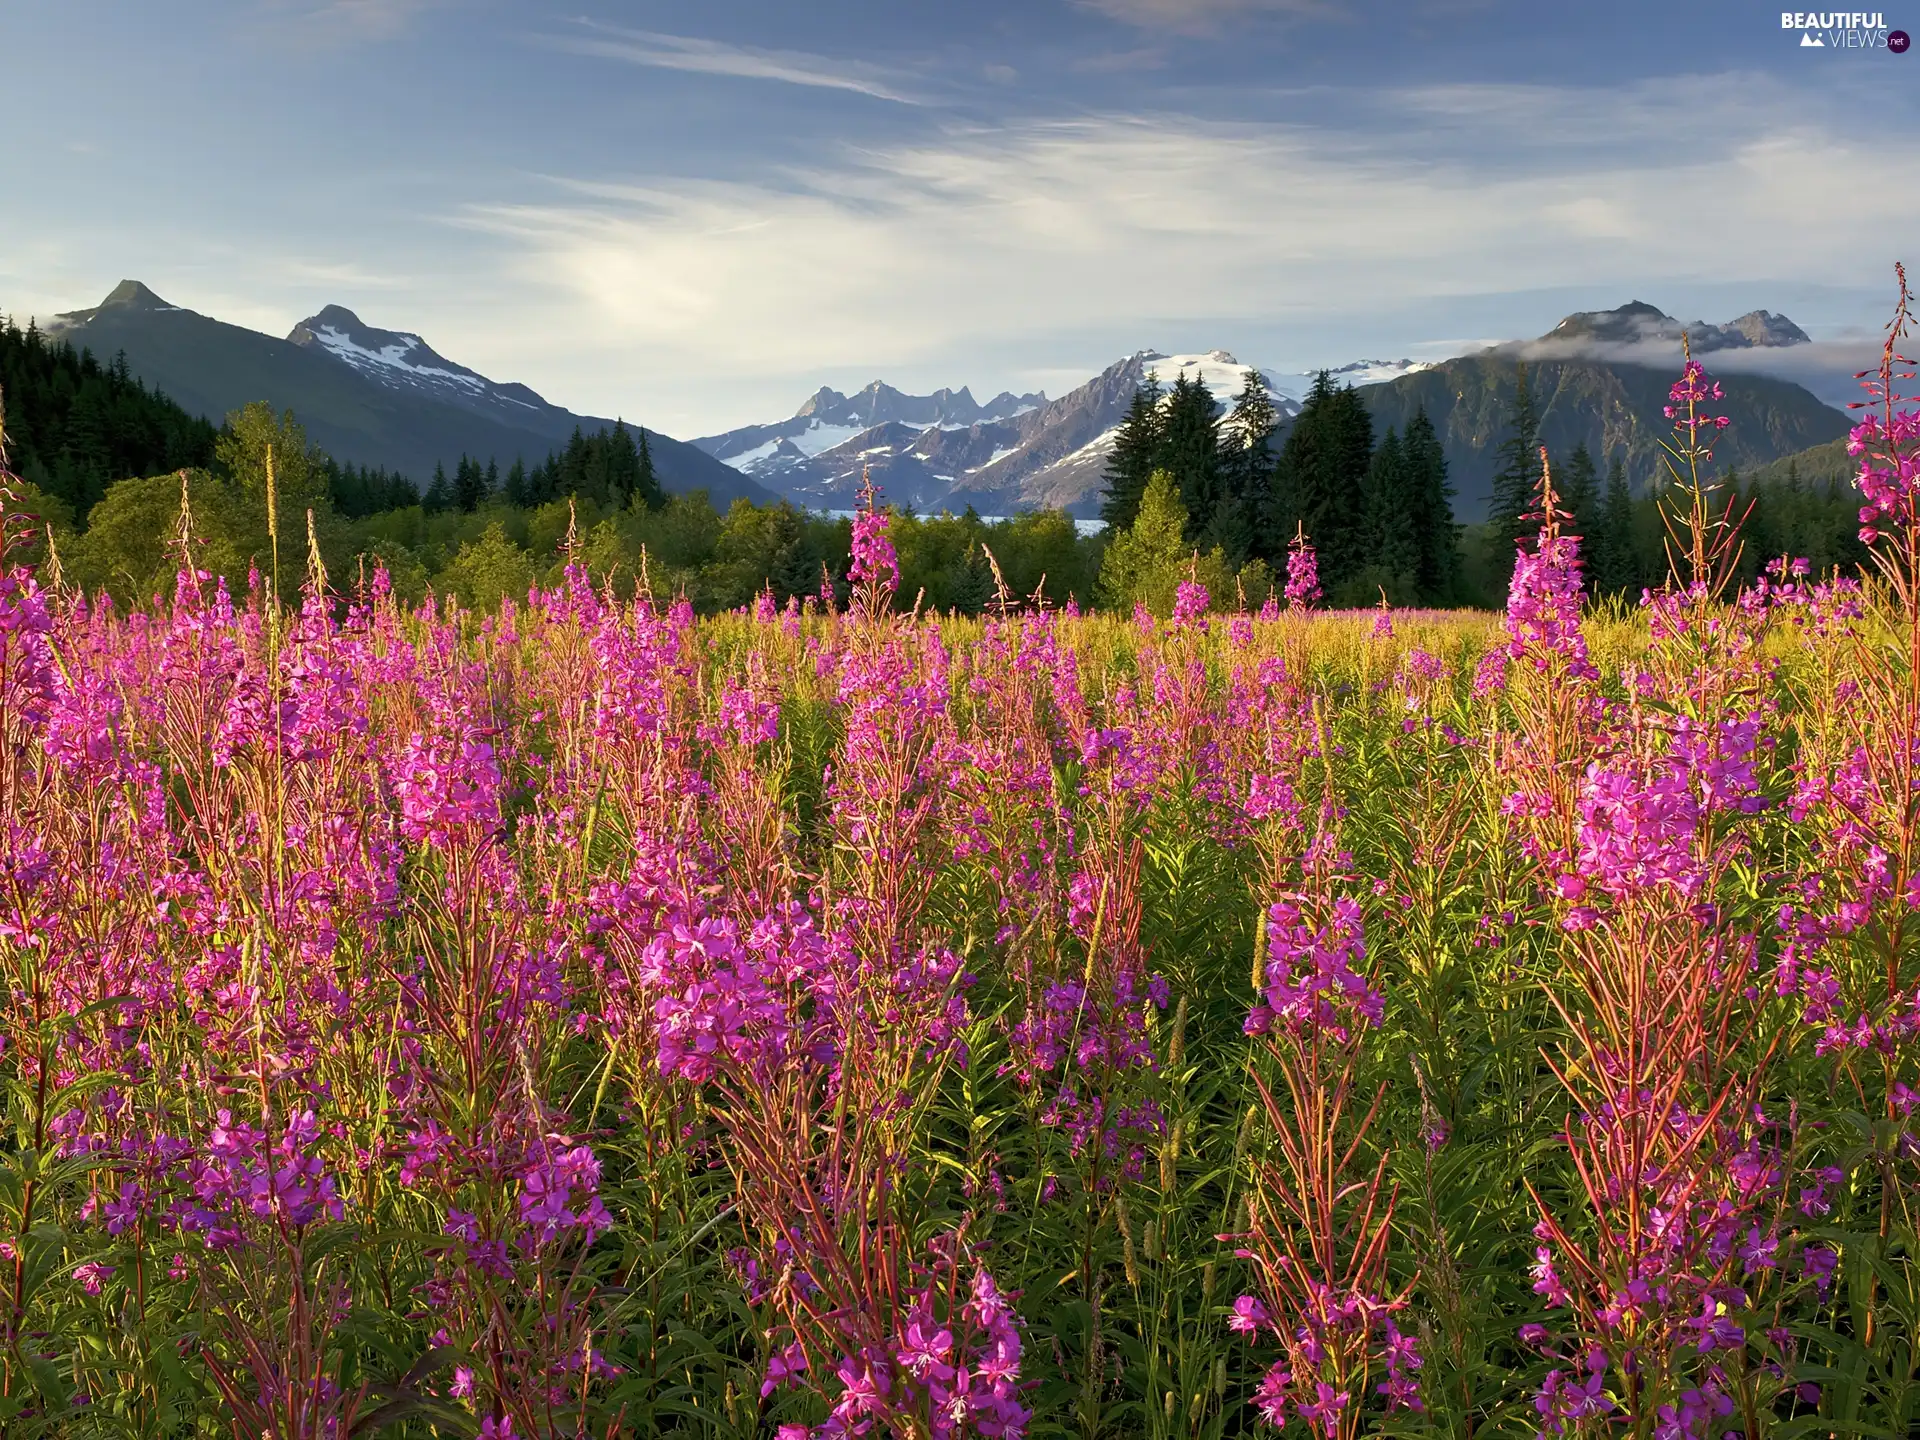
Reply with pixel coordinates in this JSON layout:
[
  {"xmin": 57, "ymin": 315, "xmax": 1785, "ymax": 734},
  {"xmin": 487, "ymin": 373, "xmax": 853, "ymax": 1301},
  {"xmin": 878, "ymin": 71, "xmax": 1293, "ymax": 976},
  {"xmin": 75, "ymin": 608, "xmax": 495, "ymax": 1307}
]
[{"xmin": 100, "ymin": 280, "xmax": 173, "ymax": 311}]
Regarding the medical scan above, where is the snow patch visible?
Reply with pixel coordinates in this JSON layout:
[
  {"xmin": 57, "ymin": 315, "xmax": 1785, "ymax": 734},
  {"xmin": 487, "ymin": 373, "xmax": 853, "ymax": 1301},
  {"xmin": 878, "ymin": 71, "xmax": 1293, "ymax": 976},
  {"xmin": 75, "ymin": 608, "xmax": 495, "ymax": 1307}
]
[
  {"xmin": 791, "ymin": 421, "xmax": 865, "ymax": 456},
  {"xmin": 724, "ymin": 438, "xmax": 785, "ymax": 472},
  {"xmin": 967, "ymin": 445, "xmax": 1021, "ymax": 473},
  {"xmin": 311, "ymin": 325, "xmax": 486, "ymax": 392}
]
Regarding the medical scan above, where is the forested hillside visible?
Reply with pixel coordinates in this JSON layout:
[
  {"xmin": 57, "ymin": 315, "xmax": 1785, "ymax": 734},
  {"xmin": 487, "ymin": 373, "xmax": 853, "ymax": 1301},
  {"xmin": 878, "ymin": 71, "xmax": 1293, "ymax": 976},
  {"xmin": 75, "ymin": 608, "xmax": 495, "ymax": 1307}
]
[{"xmin": 0, "ymin": 318, "xmax": 217, "ymax": 520}]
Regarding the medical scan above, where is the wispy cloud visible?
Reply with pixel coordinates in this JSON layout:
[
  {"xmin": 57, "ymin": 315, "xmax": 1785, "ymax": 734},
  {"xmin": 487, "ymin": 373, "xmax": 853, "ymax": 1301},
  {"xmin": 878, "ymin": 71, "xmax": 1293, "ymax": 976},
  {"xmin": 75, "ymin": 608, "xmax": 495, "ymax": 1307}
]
[
  {"xmin": 1070, "ymin": 46, "xmax": 1168, "ymax": 74},
  {"xmin": 444, "ymin": 75, "xmax": 1918, "ymax": 432},
  {"xmin": 265, "ymin": 0, "xmax": 440, "ymax": 44},
  {"xmin": 548, "ymin": 23, "xmax": 923, "ymax": 105},
  {"xmin": 1072, "ymin": 0, "xmax": 1338, "ymax": 35},
  {"xmin": 1501, "ymin": 335, "xmax": 1883, "ymax": 409}
]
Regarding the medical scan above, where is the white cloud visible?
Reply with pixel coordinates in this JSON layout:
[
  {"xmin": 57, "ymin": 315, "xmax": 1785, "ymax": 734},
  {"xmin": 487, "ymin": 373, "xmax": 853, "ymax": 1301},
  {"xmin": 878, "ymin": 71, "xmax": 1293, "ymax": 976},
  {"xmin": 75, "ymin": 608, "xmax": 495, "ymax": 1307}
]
[
  {"xmin": 264, "ymin": 0, "xmax": 441, "ymax": 43},
  {"xmin": 441, "ymin": 79, "xmax": 1917, "ymax": 433},
  {"xmin": 1072, "ymin": 0, "xmax": 1336, "ymax": 33},
  {"xmin": 547, "ymin": 25, "xmax": 923, "ymax": 105}
]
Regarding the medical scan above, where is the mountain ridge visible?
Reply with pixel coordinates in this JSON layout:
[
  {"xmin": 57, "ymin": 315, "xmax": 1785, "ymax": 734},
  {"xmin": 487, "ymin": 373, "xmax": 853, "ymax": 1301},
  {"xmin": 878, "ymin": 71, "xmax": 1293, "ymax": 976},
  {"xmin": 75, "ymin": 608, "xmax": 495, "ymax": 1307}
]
[
  {"xmin": 690, "ymin": 301, "xmax": 1842, "ymax": 521},
  {"xmin": 40, "ymin": 281, "xmax": 770, "ymax": 506}
]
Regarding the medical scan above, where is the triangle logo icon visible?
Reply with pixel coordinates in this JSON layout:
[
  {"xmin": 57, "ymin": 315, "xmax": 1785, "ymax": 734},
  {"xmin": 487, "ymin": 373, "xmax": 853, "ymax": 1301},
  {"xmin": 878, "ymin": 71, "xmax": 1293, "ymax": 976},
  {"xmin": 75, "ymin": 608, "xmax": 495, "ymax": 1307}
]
[{"xmin": 1800, "ymin": 31, "xmax": 1825, "ymax": 45}]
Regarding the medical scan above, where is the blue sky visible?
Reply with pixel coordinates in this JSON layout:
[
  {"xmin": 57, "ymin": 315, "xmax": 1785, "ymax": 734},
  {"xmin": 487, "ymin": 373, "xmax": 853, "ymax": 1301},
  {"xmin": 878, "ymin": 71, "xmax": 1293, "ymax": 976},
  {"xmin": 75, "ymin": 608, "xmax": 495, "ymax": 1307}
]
[{"xmin": 3, "ymin": 1, "xmax": 1916, "ymax": 436}]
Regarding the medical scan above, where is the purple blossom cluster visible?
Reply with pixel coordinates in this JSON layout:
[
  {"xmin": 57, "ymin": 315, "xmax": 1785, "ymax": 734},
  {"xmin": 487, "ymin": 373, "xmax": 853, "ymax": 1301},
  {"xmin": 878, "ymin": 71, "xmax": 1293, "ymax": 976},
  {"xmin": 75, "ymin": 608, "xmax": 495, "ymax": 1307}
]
[
  {"xmin": 1284, "ymin": 534, "xmax": 1322, "ymax": 611},
  {"xmin": 1244, "ymin": 897, "xmax": 1381, "ymax": 1042},
  {"xmin": 1505, "ymin": 531, "xmax": 1596, "ymax": 681}
]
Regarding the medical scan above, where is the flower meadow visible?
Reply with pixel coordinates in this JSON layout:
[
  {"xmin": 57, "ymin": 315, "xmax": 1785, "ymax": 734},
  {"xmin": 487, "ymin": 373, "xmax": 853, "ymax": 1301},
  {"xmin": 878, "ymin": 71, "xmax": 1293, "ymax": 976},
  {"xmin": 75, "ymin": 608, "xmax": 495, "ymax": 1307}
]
[{"xmin": 3, "ymin": 292, "xmax": 1920, "ymax": 1440}]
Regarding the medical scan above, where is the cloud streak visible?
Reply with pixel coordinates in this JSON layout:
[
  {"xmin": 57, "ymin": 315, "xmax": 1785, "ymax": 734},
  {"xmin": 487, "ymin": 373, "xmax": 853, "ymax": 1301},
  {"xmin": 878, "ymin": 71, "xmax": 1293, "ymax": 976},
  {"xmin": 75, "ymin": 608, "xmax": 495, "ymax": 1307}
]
[
  {"xmin": 440, "ymin": 72, "xmax": 1916, "ymax": 433},
  {"xmin": 1495, "ymin": 335, "xmax": 1882, "ymax": 409},
  {"xmin": 1072, "ymin": 0, "xmax": 1335, "ymax": 34},
  {"xmin": 549, "ymin": 24, "xmax": 923, "ymax": 105}
]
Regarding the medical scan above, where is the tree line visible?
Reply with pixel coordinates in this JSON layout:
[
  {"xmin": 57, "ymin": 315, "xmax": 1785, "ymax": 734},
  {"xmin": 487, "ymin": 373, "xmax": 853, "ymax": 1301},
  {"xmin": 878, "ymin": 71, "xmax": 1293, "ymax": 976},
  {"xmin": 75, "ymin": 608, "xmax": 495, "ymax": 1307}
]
[
  {"xmin": 0, "ymin": 319, "xmax": 218, "ymax": 519},
  {"xmin": 1096, "ymin": 361, "xmax": 1871, "ymax": 611},
  {"xmin": 1099, "ymin": 368, "xmax": 1462, "ymax": 607},
  {"xmin": 0, "ymin": 332, "xmax": 1877, "ymax": 617}
]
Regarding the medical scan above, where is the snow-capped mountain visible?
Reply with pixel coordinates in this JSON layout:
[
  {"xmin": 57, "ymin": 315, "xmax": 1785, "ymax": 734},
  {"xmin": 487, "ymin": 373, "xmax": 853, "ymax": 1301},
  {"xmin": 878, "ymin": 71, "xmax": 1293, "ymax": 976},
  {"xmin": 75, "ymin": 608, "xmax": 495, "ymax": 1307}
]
[
  {"xmin": 286, "ymin": 305, "xmax": 556, "ymax": 430},
  {"xmin": 1320, "ymin": 358, "xmax": 1439, "ymax": 386},
  {"xmin": 43, "ymin": 282, "xmax": 769, "ymax": 504},
  {"xmin": 692, "ymin": 348, "xmax": 1428, "ymax": 517},
  {"xmin": 696, "ymin": 379, "xmax": 1045, "ymax": 488}
]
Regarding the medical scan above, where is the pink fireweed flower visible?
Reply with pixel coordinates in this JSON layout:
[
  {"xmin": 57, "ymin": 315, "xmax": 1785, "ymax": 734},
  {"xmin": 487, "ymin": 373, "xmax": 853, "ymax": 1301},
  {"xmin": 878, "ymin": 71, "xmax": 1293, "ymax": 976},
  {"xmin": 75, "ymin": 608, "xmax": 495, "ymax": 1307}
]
[
  {"xmin": 849, "ymin": 472, "xmax": 900, "ymax": 599},
  {"xmin": 0, "ymin": 566, "xmax": 57, "ymax": 728},
  {"xmin": 1851, "ymin": 402, "xmax": 1920, "ymax": 543},
  {"xmin": 1172, "ymin": 577, "xmax": 1210, "ymax": 630},
  {"xmin": 1664, "ymin": 360, "xmax": 1731, "ymax": 456},
  {"xmin": 1574, "ymin": 762, "xmax": 1703, "ymax": 901},
  {"xmin": 1284, "ymin": 535, "xmax": 1321, "ymax": 611},
  {"xmin": 761, "ymin": 1342, "xmax": 809, "ymax": 1397},
  {"xmin": 1245, "ymin": 898, "xmax": 1381, "ymax": 1042},
  {"xmin": 393, "ymin": 729, "xmax": 502, "ymax": 847},
  {"xmin": 1506, "ymin": 531, "xmax": 1596, "ymax": 680},
  {"xmin": 517, "ymin": 1142, "xmax": 613, "ymax": 1245},
  {"xmin": 72, "ymin": 1262, "xmax": 114, "ymax": 1296},
  {"xmin": 1230, "ymin": 1294, "xmax": 1270, "ymax": 1334}
]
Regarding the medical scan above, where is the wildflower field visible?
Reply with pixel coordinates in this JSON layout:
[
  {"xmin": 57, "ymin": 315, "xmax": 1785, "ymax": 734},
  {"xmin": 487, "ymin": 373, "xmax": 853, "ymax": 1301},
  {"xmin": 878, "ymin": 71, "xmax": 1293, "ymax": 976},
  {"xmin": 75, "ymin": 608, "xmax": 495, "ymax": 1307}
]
[{"xmin": 3, "ymin": 305, "xmax": 1920, "ymax": 1440}]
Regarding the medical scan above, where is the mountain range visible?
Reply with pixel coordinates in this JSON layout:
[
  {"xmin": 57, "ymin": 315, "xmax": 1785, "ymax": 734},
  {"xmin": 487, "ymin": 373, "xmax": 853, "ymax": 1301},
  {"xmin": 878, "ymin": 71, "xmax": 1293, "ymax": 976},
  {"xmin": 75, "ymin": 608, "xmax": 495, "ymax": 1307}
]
[
  {"xmin": 1540, "ymin": 301, "xmax": 1812, "ymax": 352},
  {"xmin": 690, "ymin": 352, "xmax": 1437, "ymax": 516},
  {"xmin": 25, "ymin": 285, "xmax": 1851, "ymax": 524},
  {"xmin": 39, "ymin": 281, "xmax": 770, "ymax": 506},
  {"xmin": 691, "ymin": 303, "xmax": 1848, "ymax": 520}
]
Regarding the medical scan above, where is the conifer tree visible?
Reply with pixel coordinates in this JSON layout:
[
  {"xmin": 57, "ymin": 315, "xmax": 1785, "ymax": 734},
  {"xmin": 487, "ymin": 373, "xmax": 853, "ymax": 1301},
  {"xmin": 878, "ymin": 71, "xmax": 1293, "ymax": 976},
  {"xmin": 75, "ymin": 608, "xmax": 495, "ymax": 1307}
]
[
  {"xmin": 1561, "ymin": 441, "xmax": 1599, "ymax": 539},
  {"xmin": 1590, "ymin": 455, "xmax": 1637, "ymax": 598},
  {"xmin": 453, "ymin": 455, "xmax": 488, "ymax": 512},
  {"xmin": 423, "ymin": 462, "xmax": 453, "ymax": 514},
  {"xmin": 1360, "ymin": 427, "xmax": 1419, "ymax": 595},
  {"xmin": 1209, "ymin": 369, "xmax": 1278, "ymax": 564},
  {"xmin": 602, "ymin": 421, "xmax": 641, "ymax": 507},
  {"xmin": 1488, "ymin": 364, "xmax": 1542, "ymax": 590},
  {"xmin": 1402, "ymin": 407, "xmax": 1460, "ymax": 604},
  {"xmin": 635, "ymin": 426, "xmax": 664, "ymax": 509},
  {"xmin": 1160, "ymin": 371, "xmax": 1222, "ymax": 540},
  {"xmin": 951, "ymin": 543, "xmax": 995, "ymax": 615},
  {"xmin": 1100, "ymin": 374, "xmax": 1165, "ymax": 532},
  {"xmin": 503, "ymin": 458, "xmax": 529, "ymax": 507},
  {"xmin": 1268, "ymin": 371, "xmax": 1371, "ymax": 594}
]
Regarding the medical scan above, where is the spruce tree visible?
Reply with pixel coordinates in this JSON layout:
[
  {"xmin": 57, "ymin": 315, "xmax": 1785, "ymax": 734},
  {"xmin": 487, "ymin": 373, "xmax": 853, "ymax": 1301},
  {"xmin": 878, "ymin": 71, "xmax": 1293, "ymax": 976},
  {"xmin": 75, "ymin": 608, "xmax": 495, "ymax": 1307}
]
[
  {"xmin": 1160, "ymin": 372, "xmax": 1222, "ymax": 541},
  {"xmin": 604, "ymin": 421, "xmax": 642, "ymax": 507},
  {"xmin": 423, "ymin": 462, "xmax": 453, "ymax": 514},
  {"xmin": 1100, "ymin": 375, "xmax": 1165, "ymax": 532},
  {"xmin": 1590, "ymin": 455, "xmax": 1637, "ymax": 598},
  {"xmin": 951, "ymin": 543, "xmax": 995, "ymax": 615},
  {"xmin": 1402, "ymin": 407, "xmax": 1459, "ymax": 605},
  {"xmin": 1561, "ymin": 441, "xmax": 1599, "ymax": 539},
  {"xmin": 1361, "ymin": 428, "xmax": 1418, "ymax": 595},
  {"xmin": 1488, "ymin": 364, "xmax": 1542, "ymax": 591},
  {"xmin": 453, "ymin": 455, "xmax": 488, "ymax": 512},
  {"xmin": 503, "ymin": 458, "xmax": 529, "ymax": 507},
  {"xmin": 635, "ymin": 427, "xmax": 664, "ymax": 509},
  {"xmin": 1210, "ymin": 369, "xmax": 1278, "ymax": 564},
  {"xmin": 560, "ymin": 427, "xmax": 590, "ymax": 499},
  {"xmin": 1270, "ymin": 372, "xmax": 1372, "ymax": 595}
]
